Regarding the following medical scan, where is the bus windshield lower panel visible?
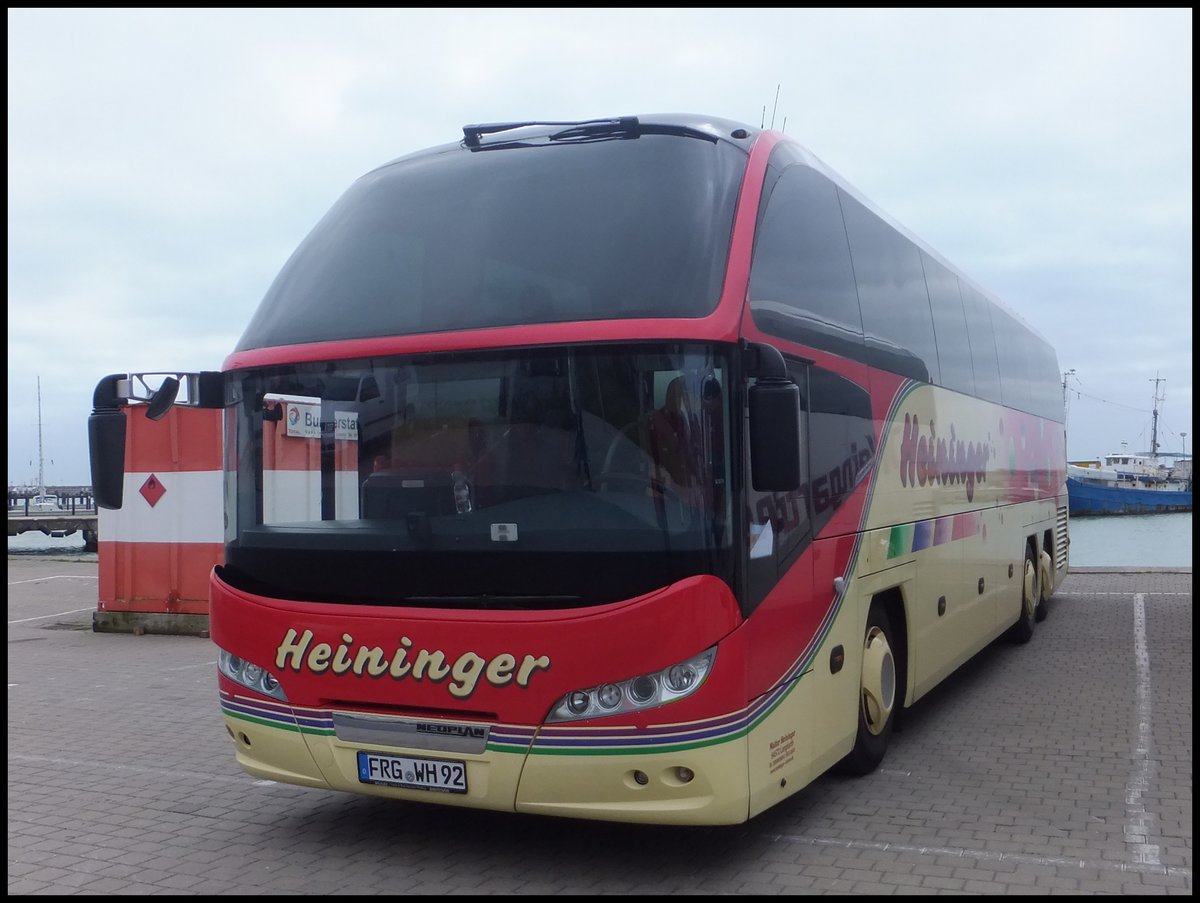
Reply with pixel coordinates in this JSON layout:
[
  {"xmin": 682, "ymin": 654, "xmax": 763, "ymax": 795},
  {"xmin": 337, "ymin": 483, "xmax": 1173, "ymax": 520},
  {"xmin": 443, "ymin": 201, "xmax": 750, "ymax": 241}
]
[{"xmin": 223, "ymin": 343, "xmax": 734, "ymax": 608}]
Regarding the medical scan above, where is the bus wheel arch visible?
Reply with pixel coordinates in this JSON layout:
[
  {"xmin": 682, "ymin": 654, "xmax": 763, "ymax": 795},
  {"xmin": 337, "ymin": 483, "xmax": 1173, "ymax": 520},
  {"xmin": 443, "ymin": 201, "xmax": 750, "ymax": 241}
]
[{"xmin": 838, "ymin": 590, "xmax": 906, "ymax": 776}]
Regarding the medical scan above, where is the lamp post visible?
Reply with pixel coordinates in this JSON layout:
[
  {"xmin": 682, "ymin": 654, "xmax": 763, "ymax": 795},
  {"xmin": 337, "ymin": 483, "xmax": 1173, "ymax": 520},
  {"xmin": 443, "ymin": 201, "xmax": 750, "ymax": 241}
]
[
  {"xmin": 1062, "ymin": 369, "xmax": 1075, "ymax": 409},
  {"xmin": 1062, "ymin": 370, "xmax": 1076, "ymax": 459}
]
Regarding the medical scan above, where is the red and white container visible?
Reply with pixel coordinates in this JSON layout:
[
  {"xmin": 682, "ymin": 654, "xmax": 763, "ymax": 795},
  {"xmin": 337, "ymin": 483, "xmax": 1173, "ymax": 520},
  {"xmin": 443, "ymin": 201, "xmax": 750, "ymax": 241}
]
[{"xmin": 96, "ymin": 406, "xmax": 223, "ymax": 631}]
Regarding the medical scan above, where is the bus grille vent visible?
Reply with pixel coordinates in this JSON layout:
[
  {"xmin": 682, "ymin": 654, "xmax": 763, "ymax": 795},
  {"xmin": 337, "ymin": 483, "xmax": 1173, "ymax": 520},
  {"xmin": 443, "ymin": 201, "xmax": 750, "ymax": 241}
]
[{"xmin": 1056, "ymin": 505, "xmax": 1070, "ymax": 571}]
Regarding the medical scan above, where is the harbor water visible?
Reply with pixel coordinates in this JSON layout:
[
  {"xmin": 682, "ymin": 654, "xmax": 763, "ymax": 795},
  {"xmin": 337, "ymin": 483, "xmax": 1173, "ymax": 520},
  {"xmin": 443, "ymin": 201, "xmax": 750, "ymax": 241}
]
[
  {"xmin": 1065, "ymin": 510, "xmax": 1191, "ymax": 568},
  {"xmin": 8, "ymin": 530, "xmax": 93, "ymax": 556},
  {"xmin": 8, "ymin": 511, "xmax": 1191, "ymax": 568}
]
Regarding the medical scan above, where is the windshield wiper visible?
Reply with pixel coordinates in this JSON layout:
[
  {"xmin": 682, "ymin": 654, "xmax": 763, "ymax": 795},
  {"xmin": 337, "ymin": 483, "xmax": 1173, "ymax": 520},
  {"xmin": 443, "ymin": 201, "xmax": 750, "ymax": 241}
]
[
  {"xmin": 463, "ymin": 117, "xmax": 640, "ymax": 148},
  {"xmin": 463, "ymin": 117, "xmax": 721, "ymax": 150},
  {"xmin": 549, "ymin": 117, "xmax": 641, "ymax": 142}
]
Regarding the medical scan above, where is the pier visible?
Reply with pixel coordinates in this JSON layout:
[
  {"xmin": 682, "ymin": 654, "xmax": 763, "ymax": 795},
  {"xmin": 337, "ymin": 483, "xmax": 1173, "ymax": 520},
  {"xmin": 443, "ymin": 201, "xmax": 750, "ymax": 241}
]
[{"xmin": 7, "ymin": 487, "xmax": 98, "ymax": 552}]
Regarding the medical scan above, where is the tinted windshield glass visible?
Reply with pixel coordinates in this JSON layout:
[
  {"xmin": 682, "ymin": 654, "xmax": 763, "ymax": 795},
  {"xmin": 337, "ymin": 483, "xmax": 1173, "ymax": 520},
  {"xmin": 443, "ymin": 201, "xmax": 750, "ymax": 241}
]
[
  {"xmin": 223, "ymin": 343, "xmax": 734, "ymax": 608},
  {"xmin": 235, "ymin": 136, "xmax": 746, "ymax": 351}
]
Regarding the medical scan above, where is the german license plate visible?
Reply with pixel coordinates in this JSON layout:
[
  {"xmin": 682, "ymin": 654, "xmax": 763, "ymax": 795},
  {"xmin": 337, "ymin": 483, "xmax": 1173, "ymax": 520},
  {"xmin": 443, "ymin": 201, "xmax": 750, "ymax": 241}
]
[{"xmin": 356, "ymin": 750, "xmax": 467, "ymax": 794}]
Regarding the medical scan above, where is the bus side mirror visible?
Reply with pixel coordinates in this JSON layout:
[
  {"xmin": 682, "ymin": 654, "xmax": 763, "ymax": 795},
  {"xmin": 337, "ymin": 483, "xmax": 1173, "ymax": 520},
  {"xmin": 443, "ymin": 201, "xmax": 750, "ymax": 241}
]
[
  {"xmin": 89, "ymin": 412, "xmax": 128, "ymax": 509},
  {"xmin": 89, "ymin": 374, "xmax": 129, "ymax": 510},
  {"xmin": 745, "ymin": 341, "xmax": 803, "ymax": 491},
  {"xmin": 749, "ymin": 379, "xmax": 802, "ymax": 491}
]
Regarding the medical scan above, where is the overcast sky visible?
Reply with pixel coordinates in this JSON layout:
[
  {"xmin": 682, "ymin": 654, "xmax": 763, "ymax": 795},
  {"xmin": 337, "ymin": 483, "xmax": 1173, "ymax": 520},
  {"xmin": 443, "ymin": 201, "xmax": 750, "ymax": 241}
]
[{"xmin": 8, "ymin": 8, "xmax": 1193, "ymax": 486}]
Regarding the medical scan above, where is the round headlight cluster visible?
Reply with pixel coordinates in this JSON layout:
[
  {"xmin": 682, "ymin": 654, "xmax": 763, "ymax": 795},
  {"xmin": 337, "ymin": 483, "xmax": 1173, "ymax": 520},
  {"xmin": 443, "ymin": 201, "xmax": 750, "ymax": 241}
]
[
  {"xmin": 218, "ymin": 648, "xmax": 287, "ymax": 701},
  {"xmin": 546, "ymin": 647, "xmax": 716, "ymax": 723},
  {"xmin": 666, "ymin": 663, "xmax": 699, "ymax": 692},
  {"xmin": 597, "ymin": 684, "xmax": 622, "ymax": 708},
  {"xmin": 629, "ymin": 675, "xmax": 657, "ymax": 704}
]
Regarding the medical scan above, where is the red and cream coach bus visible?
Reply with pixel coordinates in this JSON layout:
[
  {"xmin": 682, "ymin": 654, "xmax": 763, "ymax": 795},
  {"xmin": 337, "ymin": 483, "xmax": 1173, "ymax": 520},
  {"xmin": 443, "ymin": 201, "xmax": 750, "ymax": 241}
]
[{"xmin": 89, "ymin": 114, "xmax": 1068, "ymax": 825}]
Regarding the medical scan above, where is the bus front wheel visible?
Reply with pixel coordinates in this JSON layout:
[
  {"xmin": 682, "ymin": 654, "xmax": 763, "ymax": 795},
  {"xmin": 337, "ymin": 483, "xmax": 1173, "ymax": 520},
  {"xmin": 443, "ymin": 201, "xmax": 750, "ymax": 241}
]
[{"xmin": 838, "ymin": 600, "xmax": 897, "ymax": 776}]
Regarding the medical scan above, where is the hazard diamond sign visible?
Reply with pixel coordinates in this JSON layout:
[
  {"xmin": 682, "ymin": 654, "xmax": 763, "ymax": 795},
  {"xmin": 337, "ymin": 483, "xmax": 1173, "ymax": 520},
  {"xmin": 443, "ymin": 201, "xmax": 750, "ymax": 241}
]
[{"xmin": 139, "ymin": 474, "xmax": 166, "ymax": 507}]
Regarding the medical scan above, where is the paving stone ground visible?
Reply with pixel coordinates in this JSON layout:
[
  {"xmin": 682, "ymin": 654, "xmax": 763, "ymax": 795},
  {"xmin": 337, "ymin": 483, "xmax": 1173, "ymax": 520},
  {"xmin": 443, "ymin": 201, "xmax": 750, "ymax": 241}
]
[{"xmin": 7, "ymin": 558, "xmax": 1192, "ymax": 895}]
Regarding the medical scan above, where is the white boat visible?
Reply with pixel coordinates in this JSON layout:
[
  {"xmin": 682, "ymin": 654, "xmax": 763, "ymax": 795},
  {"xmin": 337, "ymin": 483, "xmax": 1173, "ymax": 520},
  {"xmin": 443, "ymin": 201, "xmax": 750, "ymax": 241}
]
[
  {"xmin": 27, "ymin": 492, "xmax": 64, "ymax": 513},
  {"xmin": 1097, "ymin": 452, "xmax": 1189, "ymax": 490}
]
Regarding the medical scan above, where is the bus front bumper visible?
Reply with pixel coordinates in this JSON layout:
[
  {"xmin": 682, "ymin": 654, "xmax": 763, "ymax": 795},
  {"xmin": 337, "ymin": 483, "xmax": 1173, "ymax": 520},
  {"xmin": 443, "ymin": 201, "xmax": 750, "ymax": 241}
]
[{"xmin": 219, "ymin": 698, "xmax": 751, "ymax": 825}]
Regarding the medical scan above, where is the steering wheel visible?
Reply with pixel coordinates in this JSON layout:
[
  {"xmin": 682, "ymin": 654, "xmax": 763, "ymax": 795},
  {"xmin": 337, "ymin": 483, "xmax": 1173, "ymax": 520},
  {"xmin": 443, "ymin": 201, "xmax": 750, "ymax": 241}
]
[
  {"xmin": 598, "ymin": 421, "xmax": 693, "ymax": 526},
  {"xmin": 601, "ymin": 421, "xmax": 643, "ymax": 475},
  {"xmin": 597, "ymin": 470, "xmax": 689, "ymax": 525}
]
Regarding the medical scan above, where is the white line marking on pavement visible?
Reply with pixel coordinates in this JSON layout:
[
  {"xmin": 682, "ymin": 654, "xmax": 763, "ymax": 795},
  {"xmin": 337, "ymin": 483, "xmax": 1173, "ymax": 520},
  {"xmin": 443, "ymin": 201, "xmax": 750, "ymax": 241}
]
[
  {"xmin": 1057, "ymin": 592, "xmax": 1191, "ymax": 597},
  {"xmin": 1125, "ymin": 592, "xmax": 1162, "ymax": 867},
  {"xmin": 8, "ymin": 607, "xmax": 95, "ymax": 624},
  {"xmin": 8, "ymin": 575, "xmax": 99, "ymax": 586},
  {"xmin": 762, "ymin": 831, "xmax": 1189, "ymax": 878}
]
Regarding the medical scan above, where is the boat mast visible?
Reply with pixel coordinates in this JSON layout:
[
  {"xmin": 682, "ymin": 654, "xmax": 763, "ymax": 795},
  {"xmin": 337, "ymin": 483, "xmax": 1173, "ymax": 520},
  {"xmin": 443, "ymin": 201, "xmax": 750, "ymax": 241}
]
[
  {"xmin": 37, "ymin": 375, "xmax": 45, "ymax": 492},
  {"xmin": 1149, "ymin": 374, "xmax": 1165, "ymax": 460}
]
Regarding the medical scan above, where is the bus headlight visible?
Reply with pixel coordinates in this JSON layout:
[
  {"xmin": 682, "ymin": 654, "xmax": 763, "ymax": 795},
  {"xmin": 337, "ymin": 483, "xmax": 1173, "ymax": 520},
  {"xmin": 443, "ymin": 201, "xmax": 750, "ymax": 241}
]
[
  {"xmin": 546, "ymin": 647, "xmax": 716, "ymax": 723},
  {"xmin": 218, "ymin": 648, "xmax": 288, "ymax": 701}
]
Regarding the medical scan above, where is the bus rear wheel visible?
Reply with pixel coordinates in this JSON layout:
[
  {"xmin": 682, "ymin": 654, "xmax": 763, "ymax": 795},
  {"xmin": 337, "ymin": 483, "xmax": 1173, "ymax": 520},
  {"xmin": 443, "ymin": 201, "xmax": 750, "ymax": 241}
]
[
  {"xmin": 838, "ymin": 600, "xmax": 897, "ymax": 776},
  {"xmin": 1008, "ymin": 542, "xmax": 1038, "ymax": 644},
  {"xmin": 1035, "ymin": 547, "xmax": 1052, "ymax": 622}
]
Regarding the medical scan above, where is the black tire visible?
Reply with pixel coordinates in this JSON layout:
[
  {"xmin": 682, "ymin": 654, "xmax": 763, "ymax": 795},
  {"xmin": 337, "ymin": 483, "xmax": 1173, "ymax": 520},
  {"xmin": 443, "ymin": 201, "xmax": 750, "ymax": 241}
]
[
  {"xmin": 837, "ymin": 600, "xmax": 898, "ymax": 776},
  {"xmin": 1008, "ymin": 542, "xmax": 1038, "ymax": 644}
]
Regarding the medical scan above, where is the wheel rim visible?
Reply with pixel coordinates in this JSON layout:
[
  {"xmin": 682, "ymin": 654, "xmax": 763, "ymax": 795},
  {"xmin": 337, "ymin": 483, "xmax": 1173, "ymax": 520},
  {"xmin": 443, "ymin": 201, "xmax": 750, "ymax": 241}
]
[
  {"xmin": 1039, "ymin": 551, "xmax": 1052, "ymax": 602},
  {"xmin": 1023, "ymin": 559, "xmax": 1037, "ymax": 619},
  {"xmin": 861, "ymin": 625, "xmax": 896, "ymax": 736}
]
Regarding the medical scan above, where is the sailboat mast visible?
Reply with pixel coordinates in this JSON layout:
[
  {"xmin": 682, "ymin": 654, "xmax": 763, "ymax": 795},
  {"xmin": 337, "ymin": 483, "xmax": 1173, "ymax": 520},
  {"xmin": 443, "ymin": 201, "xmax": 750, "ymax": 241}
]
[{"xmin": 37, "ymin": 375, "xmax": 45, "ymax": 492}]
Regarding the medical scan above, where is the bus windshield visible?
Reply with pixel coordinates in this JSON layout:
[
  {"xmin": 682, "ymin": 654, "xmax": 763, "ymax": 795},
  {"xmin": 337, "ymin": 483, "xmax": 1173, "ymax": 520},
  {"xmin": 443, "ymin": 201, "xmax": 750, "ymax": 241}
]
[
  {"xmin": 234, "ymin": 133, "xmax": 746, "ymax": 351},
  {"xmin": 223, "ymin": 343, "xmax": 734, "ymax": 608}
]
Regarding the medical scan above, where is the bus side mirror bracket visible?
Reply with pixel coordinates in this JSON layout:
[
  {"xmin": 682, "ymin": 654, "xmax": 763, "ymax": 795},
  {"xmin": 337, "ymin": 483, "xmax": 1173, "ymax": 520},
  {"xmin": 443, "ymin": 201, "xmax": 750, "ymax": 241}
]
[
  {"xmin": 145, "ymin": 377, "xmax": 180, "ymax": 421},
  {"xmin": 746, "ymin": 342, "xmax": 803, "ymax": 492}
]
